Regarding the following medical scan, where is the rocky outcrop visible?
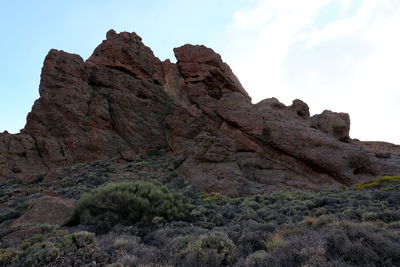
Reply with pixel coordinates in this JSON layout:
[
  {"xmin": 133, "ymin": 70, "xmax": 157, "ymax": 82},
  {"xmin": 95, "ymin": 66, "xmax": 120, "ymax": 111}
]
[
  {"xmin": 311, "ymin": 110, "xmax": 350, "ymax": 141},
  {"xmin": 166, "ymin": 45, "xmax": 400, "ymax": 195},
  {"xmin": 18, "ymin": 31, "xmax": 174, "ymax": 174},
  {"xmin": 1, "ymin": 30, "xmax": 399, "ymax": 196},
  {"xmin": 0, "ymin": 133, "xmax": 47, "ymax": 179},
  {"xmin": 11, "ymin": 196, "xmax": 76, "ymax": 226}
]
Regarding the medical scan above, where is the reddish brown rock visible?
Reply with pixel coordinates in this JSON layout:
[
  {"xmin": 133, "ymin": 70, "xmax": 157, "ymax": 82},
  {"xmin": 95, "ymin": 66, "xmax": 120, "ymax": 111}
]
[
  {"xmin": 165, "ymin": 39, "xmax": 400, "ymax": 194},
  {"xmin": 42, "ymin": 169, "xmax": 62, "ymax": 183},
  {"xmin": 2, "ymin": 226, "xmax": 42, "ymax": 243},
  {"xmin": 290, "ymin": 99, "xmax": 310, "ymax": 119},
  {"xmin": 311, "ymin": 110, "xmax": 350, "ymax": 141},
  {"xmin": 89, "ymin": 30, "xmax": 165, "ymax": 84},
  {"xmin": 12, "ymin": 30, "xmax": 175, "ymax": 177},
  {"xmin": 0, "ymin": 133, "xmax": 47, "ymax": 179},
  {"xmin": 162, "ymin": 59, "xmax": 190, "ymax": 106},
  {"xmin": 1, "ymin": 30, "xmax": 400, "ymax": 196},
  {"xmin": 353, "ymin": 140, "xmax": 400, "ymax": 155},
  {"xmin": 120, "ymin": 150, "xmax": 139, "ymax": 162},
  {"xmin": 12, "ymin": 196, "xmax": 76, "ymax": 226},
  {"xmin": 174, "ymin": 44, "xmax": 250, "ymax": 100},
  {"xmin": 177, "ymin": 159, "xmax": 245, "ymax": 197}
]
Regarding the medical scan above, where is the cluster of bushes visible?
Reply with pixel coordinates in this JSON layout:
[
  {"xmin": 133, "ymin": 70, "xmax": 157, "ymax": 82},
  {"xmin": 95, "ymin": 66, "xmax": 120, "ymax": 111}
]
[
  {"xmin": 1, "ymin": 175, "xmax": 400, "ymax": 266},
  {"xmin": 3, "ymin": 219, "xmax": 398, "ymax": 266},
  {"xmin": 187, "ymin": 177, "xmax": 400, "ymax": 231},
  {"xmin": 241, "ymin": 220, "xmax": 400, "ymax": 267},
  {"xmin": 71, "ymin": 181, "xmax": 192, "ymax": 233},
  {"xmin": 0, "ymin": 230, "xmax": 104, "ymax": 266}
]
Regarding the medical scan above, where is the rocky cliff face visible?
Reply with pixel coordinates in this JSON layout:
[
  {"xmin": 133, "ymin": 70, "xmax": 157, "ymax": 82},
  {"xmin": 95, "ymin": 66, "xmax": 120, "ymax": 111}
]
[{"xmin": 1, "ymin": 30, "xmax": 399, "ymax": 196}]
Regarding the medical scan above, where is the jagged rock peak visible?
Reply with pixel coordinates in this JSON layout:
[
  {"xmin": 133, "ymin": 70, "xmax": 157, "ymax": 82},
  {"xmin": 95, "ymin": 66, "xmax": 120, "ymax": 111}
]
[
  {"xmin": 174, "ymin": 44, "xmax": 251, "ymax": 100},
  {"xmin": 106, "ymin": 29, "xmax": 142, "ymax": 42},
  {"xmin": 88, "ymin": 29, "xmax": 165, "ymax": 84}
]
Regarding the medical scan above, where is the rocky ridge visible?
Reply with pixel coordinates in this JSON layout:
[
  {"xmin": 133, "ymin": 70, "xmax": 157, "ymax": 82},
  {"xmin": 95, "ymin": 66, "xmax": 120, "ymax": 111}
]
[{"xmin": 1, "ymin": 29, "xmax": 399, "ymax": 196}]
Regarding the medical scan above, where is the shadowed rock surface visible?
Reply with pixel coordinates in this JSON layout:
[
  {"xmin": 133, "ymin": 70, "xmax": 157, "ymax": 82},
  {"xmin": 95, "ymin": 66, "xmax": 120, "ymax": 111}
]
[
  {"xmin": 11, "ymin": 196, "xmax": 75, "ymax": 226},
  {"xmin": 1, "ymin": 30, "xmax": 399, "ymax": 196}
]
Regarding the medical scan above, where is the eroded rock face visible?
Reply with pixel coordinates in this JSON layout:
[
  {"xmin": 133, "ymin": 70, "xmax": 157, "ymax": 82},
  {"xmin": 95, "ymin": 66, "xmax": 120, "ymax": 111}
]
[
  {"xmin": 12, "ymin": 196, "xmax": 76, "ymax": 226},
  {"xmin": 19, "ymin": 31, "xmax": 175, "ymax": 172},
  {"xmin": 311, "ymin": 110, "xmax": 350, "ymax": 141},
  {"xmin": 165, "ymin": 44, "xmax": 400, "ymax": 195},
  {"xmin": 0, "ymin": 133, "xmax": 47, "ymax": 180},
  {"xmin": 1, "ymin": 30, "xmax": 400, "ymax": 196}
]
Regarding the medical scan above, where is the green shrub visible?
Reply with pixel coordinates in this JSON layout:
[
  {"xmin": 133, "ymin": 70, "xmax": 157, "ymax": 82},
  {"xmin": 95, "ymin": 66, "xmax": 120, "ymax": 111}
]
[
  {"xmin": 0, "ymin": 248, "xmax": 15, "ymax": 266},
  {"xmin": 178, "ymin": 232, "xmax": 237, "ymax": 266},
  {"xmin": 147, "ymin": 150, "xmax": 160, "ymax": 157},
  {"xmin": 21, "ymin": 241, "xmax": 60, "ymax": 267},
  {"xmin": 72, "ymin": 181, "xmax": 191, "ymax": 232},
  {"xmin": 245, "ymin": 250, "xmax": 269, "ymax": 266},
  {"xmin": 61, "ymin": 231, "xmax": 95, "ymax": 249},
  {"xmin": 8, "ymin": 230, "xmax": 105, "ymax": 266}
]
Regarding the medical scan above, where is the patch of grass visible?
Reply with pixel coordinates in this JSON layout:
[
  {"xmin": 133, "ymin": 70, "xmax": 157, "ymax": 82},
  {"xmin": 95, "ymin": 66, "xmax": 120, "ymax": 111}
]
[
  {"xmin": 355, "ymin": 176, "xmax": 400, "ymax": 189},
  {"xmin": 262, "ymin": 233, "xmax": 283, "ymax": 252},
  {"xmin": 199, "ymin": 192, "xmax": 222, "ymax": 201},
  {"xmin": 134, "ymin": 161, "xmax": 149, "ymax": 168}
]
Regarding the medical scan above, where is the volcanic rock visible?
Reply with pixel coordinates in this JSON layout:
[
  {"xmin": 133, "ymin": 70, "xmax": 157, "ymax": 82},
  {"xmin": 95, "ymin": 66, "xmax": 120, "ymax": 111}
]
[
  {"xmin": 2, "ymin": 226, "xmax": 42, "ymax": 243},
  {"xmin": 11, "ymin": 196, "xmax": 76, "ymax": 226},
  {"xmin": 1, "ymin": 30, "xmax": 400, "ymax": 196},
  {"xmin": 311, "ymin": 110, "xmax": 350, "ymax": 141}
]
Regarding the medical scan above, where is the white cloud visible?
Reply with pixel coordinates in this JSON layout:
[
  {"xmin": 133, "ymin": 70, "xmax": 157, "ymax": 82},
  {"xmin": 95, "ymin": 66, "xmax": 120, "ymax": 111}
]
[{"xmin": 223, "ymin": 0, "xmax": 400, "ymax": 144}]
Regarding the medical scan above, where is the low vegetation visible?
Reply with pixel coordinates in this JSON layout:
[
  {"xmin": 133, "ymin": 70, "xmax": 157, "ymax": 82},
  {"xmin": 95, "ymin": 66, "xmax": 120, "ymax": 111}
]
[
  {"xmin": 355, "ymin": 175, "xmax": 400, "ymax": 189},
  {"xmin": 0, "ymin": 155, "xmax": 399, "ymax": 266},
  {"xmin": 71, "ymin": 181, "xmax": 192, "ymax": 233}
]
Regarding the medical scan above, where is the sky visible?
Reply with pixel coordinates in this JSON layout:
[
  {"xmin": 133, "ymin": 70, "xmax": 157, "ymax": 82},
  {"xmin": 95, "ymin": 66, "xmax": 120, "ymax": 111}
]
[{"xmin": 0, "ymin": 0, "xmax": 399, "ymax": 144}]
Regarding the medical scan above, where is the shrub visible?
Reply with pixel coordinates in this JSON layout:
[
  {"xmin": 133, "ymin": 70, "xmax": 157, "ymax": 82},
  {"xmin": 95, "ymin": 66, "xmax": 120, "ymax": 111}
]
[
  {"xmin": 0, "ymin": 248, "xmax": 15, "ymax": 266},
  {"xmin": 147, "ymin": 150, "xmax": 160, "ymax": 157},
  {"xmin": 61, "ymin": 231, "xmax": 95, "ymax": 249},
  {"xmin": 3, "ymin": 229, "xmax": 103, "ymax": 266},
  {"xmin": 72, "ymin": 181, "xmax": 191, "ymax": 232},
  {"xmin": 239, "ymin": 229, "xmax": 271, "ymax": 255},
  {"xmin": 245, "ymin": 250, "xmax": 269, "ymax": 266},
  {"xmin": 176, "ymin": 232, "xmax": 237, "ymax": 266},
  {"xmin": 262, "ymin": 233, "xmax": 283, "ymax": 252},
  {"xmin": 255, "ymin": 221, "xmax": 400, "ymax": 267},
  {"xmin": 19, "ymin": 241, "xmax": 60, "ymax": 266}
]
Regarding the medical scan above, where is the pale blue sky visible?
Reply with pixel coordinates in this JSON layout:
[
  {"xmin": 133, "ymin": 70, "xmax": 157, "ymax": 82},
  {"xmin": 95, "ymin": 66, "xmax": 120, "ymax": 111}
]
[{"xmin": 1, "ymin": 0, "xmax": 400, "ymax": 144}]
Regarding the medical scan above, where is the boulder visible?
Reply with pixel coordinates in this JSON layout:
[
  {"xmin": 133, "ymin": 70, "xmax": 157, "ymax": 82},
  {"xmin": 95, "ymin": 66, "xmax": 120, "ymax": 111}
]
[
  {"xmin": 120, "ymin": 150, "xmax": 139, "ymax": 162},
  {"xmin": 12, "ymin": 196, "xmax": 76, "ymax": 226},
  {"xmin": 2, "ymin": 226, "xmax": 42, "ymax": 243},
  {"xmin": 311, "ymin": 110, "xmax": 350, "ymax": 141}
]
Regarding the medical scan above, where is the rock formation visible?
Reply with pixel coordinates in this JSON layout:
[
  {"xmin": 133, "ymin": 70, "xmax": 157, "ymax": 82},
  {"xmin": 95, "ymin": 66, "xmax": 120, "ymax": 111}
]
[
  {"xmin": 1, "ymin": 30, "xmax": 399, "ymax": 196},
  {"xmin": 11, "ymin": 196, "xmax": 75, "ymax": 226}
]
